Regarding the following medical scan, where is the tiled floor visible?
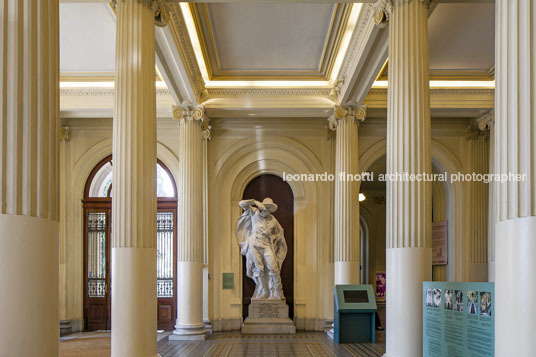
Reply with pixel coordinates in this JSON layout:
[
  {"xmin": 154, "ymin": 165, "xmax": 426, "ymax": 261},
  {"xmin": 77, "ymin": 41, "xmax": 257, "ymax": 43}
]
[{"xmin": 60, "ymin": 331, "xmax": 386, "ymax": 357}]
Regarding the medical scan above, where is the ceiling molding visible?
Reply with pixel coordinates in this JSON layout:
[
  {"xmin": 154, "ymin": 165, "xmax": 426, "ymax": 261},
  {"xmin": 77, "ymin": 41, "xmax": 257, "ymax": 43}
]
[
  {"xmin": 364, "ymin": 88, "xmax": 494, "ymax": 109},
  {"xmin": 155, "ymin": 26, "xmax": 199, "ymax": 105},
  {"xmin": 334, "ymin": 3, "xmax": 387, "ymax": 106},
  {"xmin": 167, "ymin": 3, "xmax": 207, "ymax": 102},
  {"xmin": 204, "ymin": 87, "xmax": 333, "ymax": 98},
  {"xmin": 376, "ymin": 65, "xmax": 495, "ymax": 81},
  {"xmin": 60, "ymin": 88, "xmax": 171, "ymax": 97},
  {"xmin": 189, "ymin": 3, "xmax": 352, "ymax": 80}
]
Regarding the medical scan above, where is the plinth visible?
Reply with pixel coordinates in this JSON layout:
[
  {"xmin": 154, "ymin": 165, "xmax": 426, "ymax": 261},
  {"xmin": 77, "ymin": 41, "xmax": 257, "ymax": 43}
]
[{"xmin": 241, "ymin": 299, "xmax": 296, "ymax": 334}]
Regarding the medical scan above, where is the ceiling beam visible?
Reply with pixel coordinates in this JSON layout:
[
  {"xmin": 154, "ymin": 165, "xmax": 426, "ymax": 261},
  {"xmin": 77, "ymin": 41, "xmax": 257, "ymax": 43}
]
[{"xmin": 155, "ymin": 26, "xmax": 199, "ymax": 106}]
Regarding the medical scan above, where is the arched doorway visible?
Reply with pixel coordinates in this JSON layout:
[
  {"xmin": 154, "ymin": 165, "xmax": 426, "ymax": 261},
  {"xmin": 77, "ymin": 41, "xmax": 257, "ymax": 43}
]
[
  {"xmin": 82, "ymin": 155, "xmax": 178, "ymax": 331},
  {"xmin": 242, "ymin": 174, "xmax": 294, "ymax": 320}
]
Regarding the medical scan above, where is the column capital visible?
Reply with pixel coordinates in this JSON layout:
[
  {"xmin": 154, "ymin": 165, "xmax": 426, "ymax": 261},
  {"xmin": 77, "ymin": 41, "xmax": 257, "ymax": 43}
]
[
  {"xmin": 328, "ymin": 105, "xmax": 367, "ymax": 131},
  {"xmin": 111, "ymin": 0, "xmax": 169, "ymax": 27},
  {"xmin": 172, "ymin": 105, "xmax": 205, "ymax": 121},
  {"xmin": 60, "ymin": 126, "xmax": 71, "ymax": 142},
  {"xmin": 475, "ymin": 110, "xmax": 494, "ymax": 131},
  {"xmin": 374, "ymin": 0, "xmax": 432, "ymax": 27},
  {"xmin": 173, "ymin": 105, "xmax": 211, "ymax": 140},
  {"xmin": 466, "ymin": 111, "xmax": 493, "ymax": 140}
]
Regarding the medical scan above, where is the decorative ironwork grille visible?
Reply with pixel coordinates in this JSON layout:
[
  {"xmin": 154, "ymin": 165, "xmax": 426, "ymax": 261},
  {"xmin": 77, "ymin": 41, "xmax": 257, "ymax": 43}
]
[
  {"xmin": 87, "ymin": 212, "xmax": 107, "ymax": 298},
  {"xmin": 157, "ymin": 212, "xmax": 174, "ymax": 297}
]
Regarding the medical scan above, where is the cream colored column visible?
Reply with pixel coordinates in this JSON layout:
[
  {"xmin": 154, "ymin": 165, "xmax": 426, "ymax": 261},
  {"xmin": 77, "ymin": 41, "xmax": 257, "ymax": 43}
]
[
  {"xmin": 495, "ymin": 1, "xmax": 536, "ymax": 355},
  {"xmin": 486, "ymin": 114, "xmax": 495, "ymax": 282},
  {"xmin": 329, "ymin": 106, "xmax": 366, "ymax": 285},
  {"xmin": 170, "ymin": 106, "xmax": 208, "ymax": 340},
  {"xmin": 0, "ymin": 1, "xmax": 60, "ymax": 355},
  {"xmin": 466, "ymin": 117, "xmax": 491, "ymax": 282},
  {"xmin": 202, "ymin": 124, "xmax": 212, "ymax": 331},
  {"xmin": 112, "ymin": 1, "xmax": 158, "ymax": 356},
  {"xmin": 385, "ymin": 1, "xmax": 432, "ymax": 356}
]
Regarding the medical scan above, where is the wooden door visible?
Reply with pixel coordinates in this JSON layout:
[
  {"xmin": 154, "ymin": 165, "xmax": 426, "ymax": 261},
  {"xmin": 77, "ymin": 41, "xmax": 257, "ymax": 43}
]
[
  {"xmin": 155, "ymin": 205, "xmax": 177, "ymax": 330},
  {"xmin": 242, "ymin": 174, "xmax": 294, "ymax": 319},
  {"xmin": 84, "ymin": 206, "xmax": 111, "ymax": 331},
  {"xmin": 83, "ymin": 157, "xmax": 178, "ymax": 331}
]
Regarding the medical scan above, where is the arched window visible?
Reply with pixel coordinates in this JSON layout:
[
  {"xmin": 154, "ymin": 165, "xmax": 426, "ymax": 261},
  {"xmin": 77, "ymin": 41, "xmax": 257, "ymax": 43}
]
[{"xmin": 83, "ymin": 155, "xmax": 177, "ymax": 331}]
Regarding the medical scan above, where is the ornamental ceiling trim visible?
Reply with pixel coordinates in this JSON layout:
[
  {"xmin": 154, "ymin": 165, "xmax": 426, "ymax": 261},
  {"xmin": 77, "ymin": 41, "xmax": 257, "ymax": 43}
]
[
  {"xmin": 167, "ymin": 3, "xmax": 207, "ymax": 101},
  {"xmin": 189, "ymin": 3, "xmax": 352, "ymax": 81},
  {"xmin": 204, "ymin": 87, "xmax": 333, "ymax": 98},
  {"xmin": 60, "ymin": 88, "xmax": 171, "ymax": 97}
]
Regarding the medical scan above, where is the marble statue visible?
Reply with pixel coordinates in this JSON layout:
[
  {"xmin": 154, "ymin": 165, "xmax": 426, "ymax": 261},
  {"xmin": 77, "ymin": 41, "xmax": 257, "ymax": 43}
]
[{"xmin": 236, "ymin": 198, "xmax": 287, "ymax": 300}]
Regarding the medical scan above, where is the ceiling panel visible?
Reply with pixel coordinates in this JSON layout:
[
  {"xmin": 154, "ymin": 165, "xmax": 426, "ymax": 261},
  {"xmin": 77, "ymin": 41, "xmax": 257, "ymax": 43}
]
[
  {"xmin": 191, "ymin": 3, "xmax": 351, "ymax": 80},
  {"xmin": 428, "ymin": 3, "xmax": 495, "ymax": 73},
  {"xmin": 60, "ymin": 2, "xmax": 116, "ymax": 74}
]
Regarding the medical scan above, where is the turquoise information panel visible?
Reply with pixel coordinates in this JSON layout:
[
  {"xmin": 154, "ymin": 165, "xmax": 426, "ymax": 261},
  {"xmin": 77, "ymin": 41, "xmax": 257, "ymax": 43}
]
[{"xmin": 423, "ymin": 282, "xmax": 494, "ymax": 357}]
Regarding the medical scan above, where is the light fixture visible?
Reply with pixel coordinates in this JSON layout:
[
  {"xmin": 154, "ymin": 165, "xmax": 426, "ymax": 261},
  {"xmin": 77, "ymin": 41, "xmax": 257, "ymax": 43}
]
[{"xmin": 359, "ymin": 193, "xmax": 366, "ymax": 202}]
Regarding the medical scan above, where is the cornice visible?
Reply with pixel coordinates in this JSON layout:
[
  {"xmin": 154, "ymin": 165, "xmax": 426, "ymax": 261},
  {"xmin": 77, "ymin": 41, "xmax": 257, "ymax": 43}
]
[
  {"xmin": 335, "ymin": 3, "xmax": 375, "ymax": 99},
  {"xmin": 167, "ymin": 3, "xmax": 207, "ymax": 101},
  {"xmin": 60, "ymin": 88, "xmax": 171, "ymax": 97},
  {"xmin": 204, "ymin": 87, "xmax": 333, "ymax": 98},
  {"xmin": 367, "ymin": 88, "xmax": 495, "ymax": 96}
]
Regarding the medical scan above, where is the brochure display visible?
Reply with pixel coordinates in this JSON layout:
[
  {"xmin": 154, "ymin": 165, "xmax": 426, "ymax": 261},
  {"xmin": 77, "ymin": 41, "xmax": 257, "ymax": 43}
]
[
  {"xmin": 423, "ymin": 282, "xmax": 494, "ymax": 357},
  {"xmin": 333, "ymin": 284, "xmax": 377, "ymax": 344}
]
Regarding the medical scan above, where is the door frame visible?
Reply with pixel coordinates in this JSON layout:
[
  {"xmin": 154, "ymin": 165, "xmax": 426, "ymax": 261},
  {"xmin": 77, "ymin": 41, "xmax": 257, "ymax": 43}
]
[{"xmin": 82, "ymin": 155, "xmax": 178, "ymax": 331}]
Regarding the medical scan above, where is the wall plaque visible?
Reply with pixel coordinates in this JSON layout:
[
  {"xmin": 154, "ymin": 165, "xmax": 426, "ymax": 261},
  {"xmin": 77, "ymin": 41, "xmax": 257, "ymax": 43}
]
[{"xmin": 222, "ymin": 273, "xmax": 234, "ymax": 290}]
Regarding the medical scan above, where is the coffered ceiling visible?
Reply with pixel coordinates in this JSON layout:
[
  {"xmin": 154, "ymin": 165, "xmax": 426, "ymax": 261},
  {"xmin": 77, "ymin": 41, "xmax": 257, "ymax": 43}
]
[{"xmin": 189, "ymin": 3, "xmax": 352, "ymax": 81}]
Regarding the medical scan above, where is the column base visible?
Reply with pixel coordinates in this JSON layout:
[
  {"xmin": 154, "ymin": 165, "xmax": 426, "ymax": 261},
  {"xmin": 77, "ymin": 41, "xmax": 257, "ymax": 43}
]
[
  {"xmin": 0, "ymin": 215, "xmax": 59, "ymax": 357},
  {"xmin": 169, "ymin": 323, "xmax": 208, "ymax": 341},
  {"xmin": 203, "ymin": 319, "xmax": 213, "ymax": 334},
  {"xmin": 385, "ymin": 247, "xmax": 431, "ymax": 357},
  {"xmin": 495, "ymin": 217, "xmax": 536, "ymax": 356},
  {"xmin": 60, "ymin": 320, "xmax": 73, "ymax": 337},
  {"xmin": 111, "ymin": 248, "xmax": 157, "ymax": 357}
]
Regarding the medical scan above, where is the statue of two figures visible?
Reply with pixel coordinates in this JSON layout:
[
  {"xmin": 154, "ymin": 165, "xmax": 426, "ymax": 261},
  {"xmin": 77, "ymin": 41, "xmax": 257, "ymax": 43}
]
[{"xmin": 236, "ymin": 198, "xmax": 287, "ymax": 300}]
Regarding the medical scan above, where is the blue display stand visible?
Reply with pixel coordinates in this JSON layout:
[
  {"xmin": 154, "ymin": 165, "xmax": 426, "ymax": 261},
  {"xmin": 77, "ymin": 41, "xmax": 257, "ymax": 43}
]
[{"xmin": 333, "ymin": 284, "xmax": 377, "ymax": 344}]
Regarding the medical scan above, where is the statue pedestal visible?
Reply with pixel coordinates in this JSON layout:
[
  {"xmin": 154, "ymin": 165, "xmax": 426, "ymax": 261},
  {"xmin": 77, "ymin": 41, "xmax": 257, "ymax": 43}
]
[{"xmin": 241, "ymin": 299, "xmax": 296, "ymax": 334}]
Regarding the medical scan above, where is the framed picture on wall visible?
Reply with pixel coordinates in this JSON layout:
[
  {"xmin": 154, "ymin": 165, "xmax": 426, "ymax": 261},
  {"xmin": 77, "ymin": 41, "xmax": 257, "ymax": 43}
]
[{"xmin": 376, "ymin": 271, "xmax": 386, "ymax": 301}]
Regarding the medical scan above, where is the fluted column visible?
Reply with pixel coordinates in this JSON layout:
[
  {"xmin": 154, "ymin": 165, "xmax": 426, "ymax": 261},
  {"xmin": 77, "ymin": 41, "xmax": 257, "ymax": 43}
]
[
  {"xmin": 170, "ymin": 106, "xmax": 208, "ymax": 340},
  {"xmin": 112, "ymin": 1, "xmax": 158, "ymax": 355},
  {"xmin": 0, "ymin": 1, "xmax": 60, "ymax": 355},
  {"xmin": 466, "ymin": 115, "xmax": 491, "ymax": 282},
  {"xmin": 385, "ymin": 1, "xmax": 432, "ymax": 356},
  {"xmin": 495, "ymin": 1, "xmax": 536, "ymax": 355},
  {"xmin": 486, "ymin": 114, "xmax": 495, "ymax": 282},
  {"xmin": 329, "ymin": 106, "xmax": 366, "ymax": 285}
]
